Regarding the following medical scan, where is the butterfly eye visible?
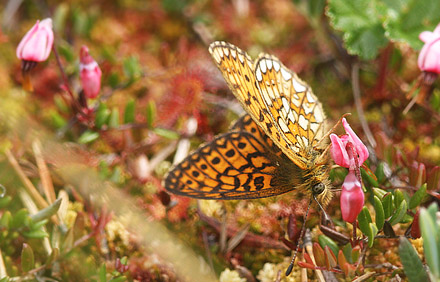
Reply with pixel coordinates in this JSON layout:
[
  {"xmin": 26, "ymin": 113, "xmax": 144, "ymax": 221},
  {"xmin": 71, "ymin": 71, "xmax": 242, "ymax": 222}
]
[{"xmin": 312, "ymin": 183, "xmax": 325, "ymax": 195}]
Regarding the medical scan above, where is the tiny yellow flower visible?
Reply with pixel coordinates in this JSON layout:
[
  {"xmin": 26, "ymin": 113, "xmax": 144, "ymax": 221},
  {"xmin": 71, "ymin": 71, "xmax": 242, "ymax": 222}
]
[{"xmin": 219, "ymin": 268, "xmax": 246, "ymax": 282}]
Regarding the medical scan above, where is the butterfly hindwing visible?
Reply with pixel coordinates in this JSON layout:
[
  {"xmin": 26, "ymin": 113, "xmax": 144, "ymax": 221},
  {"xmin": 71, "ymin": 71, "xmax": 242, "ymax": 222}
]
[{"xmin": 164, "ymin": 124, "xmax": 297, "ymax": 199}]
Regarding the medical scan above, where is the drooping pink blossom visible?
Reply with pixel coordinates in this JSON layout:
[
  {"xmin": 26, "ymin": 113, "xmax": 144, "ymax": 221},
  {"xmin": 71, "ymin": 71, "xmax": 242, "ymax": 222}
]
[
  {"xmin": 16, "ymin": 18, "xmax": 54, "ymax": 63},
  {"xmin": 418, "ymin": 23, "xmax": 440, "ymax": 74},
  {"xmin": 340, "ymin": 170, "xmax": 364, "ymax": 223},
  {"xmin": 330, "ymin": 118, "xmax": 369, "ymax": 169},
  {"xmin": 79, "ymin": 46, "xmax": 102, "ymax": 99},
  {"xmin": 331, "ymin": 118, "xmax": 368, "ymax": 223}
]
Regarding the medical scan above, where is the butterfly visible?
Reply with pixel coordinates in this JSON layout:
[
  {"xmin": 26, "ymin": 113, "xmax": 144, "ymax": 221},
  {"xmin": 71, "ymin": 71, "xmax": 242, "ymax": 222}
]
[{"xmin": 164, "ymin": 41, "xmax": 332, "ymax": 207}]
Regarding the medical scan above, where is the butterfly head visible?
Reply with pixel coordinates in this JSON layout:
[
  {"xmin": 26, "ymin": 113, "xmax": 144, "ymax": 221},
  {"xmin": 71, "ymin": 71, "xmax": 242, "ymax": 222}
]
[{"xmin": 308, "ymin": 165, "xmax": 332, "ymax": 207}]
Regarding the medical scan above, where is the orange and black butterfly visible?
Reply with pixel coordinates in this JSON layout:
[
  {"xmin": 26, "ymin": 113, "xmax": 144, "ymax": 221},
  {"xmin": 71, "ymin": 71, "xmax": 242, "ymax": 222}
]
[{"xmin": 164, "ymin": 41, "xmax": 333, "ymax": 207}]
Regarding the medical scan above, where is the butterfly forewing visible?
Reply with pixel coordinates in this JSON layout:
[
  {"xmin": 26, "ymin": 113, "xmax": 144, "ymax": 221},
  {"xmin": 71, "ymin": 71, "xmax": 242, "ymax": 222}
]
[
  {"xmin": 254, "ymin": 55, "xmax": 327, "ymax": 152},
  {"xmin": 209, "ymin": 42, "xmax": 326, "ymax": 169}
]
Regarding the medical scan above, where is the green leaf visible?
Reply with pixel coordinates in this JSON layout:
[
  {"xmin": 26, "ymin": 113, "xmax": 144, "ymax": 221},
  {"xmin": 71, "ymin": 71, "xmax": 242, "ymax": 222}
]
[
  {"xmin": 375, "ymin": 162, "xmax": 386, "ymax": 183},
  {"xmin": 342, "ymin": 243, "xmax": 353, "ymax": 264},
  {"xmin": 161, "ymin": 0, "xmax": 188, "ymax": 13},
  {"xmin": 327, "ymin": 0, "xmax": 388, "ymax": 59},
  {"xmin": 11, "ymin": 209, "xmax": 30, "ymax": 229},
  {"xmin": 399, "ymin": 237, "xmax": 429, "ymax": 282},
  {"xmin": 394, "ymin": 189, "xmax": 404, "ymax": 208},
  {"xmin": 373, "ymin": 187, "xmax": 387, "ymax": 199},
  {"xmin": 146, "ymin": 101, "xmax": 156, "ymax": 129},
  {"xmin": 99, "ymin": 263, "xmax": 107, "ymax": 282},
  {"xmin": 373, "ymin": 195, "xmax": 385, "ymax": 230},
  {"xmin": 153, "ymin": 128, "xmax": 180, "ymax": 140},
  {"xmin": 29, "ymin": 219, "xmax": 48, "ymax": 230},
  {"xmin": 382, "ymin": 193, "xmax": 393, "ymax": 219},
  {"xmin": 0, "ymin": 196, "xmax": 12, "ymax": 209},
  {"xmin": 109, "ymin": 108, "xmax": 120, "ymax": 129},
  {"xmin": 123, "ymin": 100, "xmax": 136, "ymax": 124},
  {"xmin": 53, "ymin": 3, "xmax": 69, "ymax": 34},
  {"xmin": 368, "ymin": 223, "xmax": 378, "ymax": 247},
  {"xmin": 420, "ymin": 204, "xmax": 440, "ymax": 278},
  {"xmin": 22, "ymin": 229, "xmax": 49, "ymax": 239},
  {"xmin": 382, "ymin": 0, "xmax": 440, "ymax": 50},
  {"xmin": 123, "ymin": 56, "xmax": 142, "ymax": 81},
  {"xmin": 50, "ymin": 110, "xmax": 67, "ymax": 129},
  {"xmin": 95, "ymin": 103, "xmax": 111, "ymax": 129},
  {"xmin": 109, "ymin": 277, "xmax": 127, "ymax": 282},
  {"xmin": 21, "ymin": 243, "xmax": 35, "ymax": 272},
  {"xmin": 57, "ymin": 43, "xmax": 75, "ymax": 63},
  {"xmin": 62, "ymin": 228, "xmax": 74, "ymax": 251},
  {"xmin": 307, "ymin": 0, "xmax": 326, "ymax": 17},
  {"xmin": 45, "ymin": 248, "xmax": 59, "ymax": 266},
  {"xmin": 389, "ymin": 199, "xmax": 408, "ymax": 225},
  {"xmin": 358, "ymin": 206, "xmax": 372, "ymax": 235},
  {"xmin": 318, "ymin": 235, "xmax": 339, "ymax": 257},
  {"xmin": 409, "ymin": 184, "xmax": 427, "ymax": 209},
  {"xmin": 0, "ymin": 184, "xmax": 6, "ymax": 198},
  {"xmin": 108, "ymin": 72, "xmax": 120, "ymax": 88},
  {"xmin": 0, "ymin": 211, "xmax": 11, "ymax": 228},
  {"xmin": 361, "ymin": 168, "xmax": 379, "ymax": 188},
  {"xmin": 120, "ymin": 256, "xmax": 128, "ymax": 265},
  {"xmin": 30, "ymin": 197, "xmax": 62, "ymax": 222},
  {"xmin": 53, "ymin": 95, "xmax": 69, "ymax": 113},
  {"xmin": 78, "ymin": 130, "xmax": 100, "ymax": 144}
]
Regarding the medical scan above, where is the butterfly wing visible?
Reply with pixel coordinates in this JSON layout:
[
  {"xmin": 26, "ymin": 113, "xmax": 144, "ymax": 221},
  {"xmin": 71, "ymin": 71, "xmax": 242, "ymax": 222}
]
[
  {"xmin": 209, "ymin": 42, "xmax": 326, "ymax": 168},
  {"xmin": 164, "ymin": 116, "xmax": 299, "ymax": 199},
  {"xmin": 254, "ymin": 54, "xmax": 327, "ymax": 152}
]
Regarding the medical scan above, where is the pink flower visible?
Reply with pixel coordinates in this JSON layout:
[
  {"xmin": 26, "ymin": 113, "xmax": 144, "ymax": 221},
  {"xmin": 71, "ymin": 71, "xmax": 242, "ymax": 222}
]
[
  {"xmin": 16, "ymin": 18, "xmax": 54, "ymax": 62},
  {"xmin": 79, "ymin": 46, "xmax": 102, "ymax": 99},
  {"xmin": 340, "ymin": 170, "xmax": 364, "ymax": 223},
  {"xmin": 330, "ymin": 118, "xmax": 369, "ymax": 169},
  {"xmin": 331, "ymin": 118, "xmax": 368, "ymax": 223},
  {"xmin": 418, "ymin": 23, "xmax": 440, "ymax": 74}
]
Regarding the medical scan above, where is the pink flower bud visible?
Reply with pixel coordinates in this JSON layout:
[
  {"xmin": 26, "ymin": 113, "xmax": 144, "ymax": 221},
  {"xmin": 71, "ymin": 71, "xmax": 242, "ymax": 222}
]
[
  {"xmin": 418, "ymin": 23, "xmax": 440, "ymax": 74},
  {"xmin": 16, "ymin": 18, "xmax": 54, "ymax": 62},
  {"xmin": 330, "ymin": 118, "xmax": 369, "ymax": 168},
  {"xmin": 79, "ymin": 46, "xmax": 102, "ymax": 99},
  {"xmin": 340, "ymin": 170, "xmax": 364, "ymax": 223}
]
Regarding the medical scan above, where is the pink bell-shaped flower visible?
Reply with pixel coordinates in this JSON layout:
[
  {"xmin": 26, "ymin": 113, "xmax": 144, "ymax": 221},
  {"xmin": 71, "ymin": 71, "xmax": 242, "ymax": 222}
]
[
  {"xmin": 16, "ymin": 18, "xmax": 54, "ymax": 63},
  {"xmin": 340, "ymin": 170, "xmax": 364, "ymax": 223},
  {"xmin": 330, "ymin": 118, "xmax": 369, "ymax": 169},
  {"xmin": 331, "ymin": 118, "xmax": 368, "ymax": 223},
  {"xmin": 79, "ymin": 46, "xmax": 102, "ymax": 99},
  {"xmin": 418, "ymin": 23, "xmax": 440, "ymax": 74}
]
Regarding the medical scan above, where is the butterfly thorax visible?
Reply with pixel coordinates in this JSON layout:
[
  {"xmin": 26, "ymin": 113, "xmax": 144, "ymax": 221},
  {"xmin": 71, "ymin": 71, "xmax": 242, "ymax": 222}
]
[{"xmin": 279, "ymin": 147, "xmax": 333, "ymax": 207}]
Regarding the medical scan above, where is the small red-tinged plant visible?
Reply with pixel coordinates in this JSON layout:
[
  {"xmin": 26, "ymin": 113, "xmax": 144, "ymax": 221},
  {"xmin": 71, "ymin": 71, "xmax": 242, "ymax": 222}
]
[
  {"xmin": 410, "ymin": 209, "xmax": 421, "ymax": 239},
  {"xmin": 115, "ymin": 257, "xmax": 129, "ymax": 273},
  {"xmin": 427, "ymin": 166, "xmax": 440, "ymax": 191},
  {"xmin": 157, "ymin": 72, "xmax": 204, "ymax": 128},
  {"xmin": 298, "ymin": 242, "xmax": 361, "ymax": 278},
  {"xmin": 409, "ymin": 161, "xmax": 426, "ymax": 188}
]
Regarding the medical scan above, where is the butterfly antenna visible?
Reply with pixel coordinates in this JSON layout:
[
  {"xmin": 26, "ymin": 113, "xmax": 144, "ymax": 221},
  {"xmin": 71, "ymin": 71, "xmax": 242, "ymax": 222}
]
[
  {"xmin": 316, "ymin": 113, "xmax": 352, "ymax": 164},
  {"xmin": 316, "ymin": 113, "xmax": 351, "ymax": 149},
  {"xmin": 285, "ymin": 197, "xmax": 313, "ymax": 276}
]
